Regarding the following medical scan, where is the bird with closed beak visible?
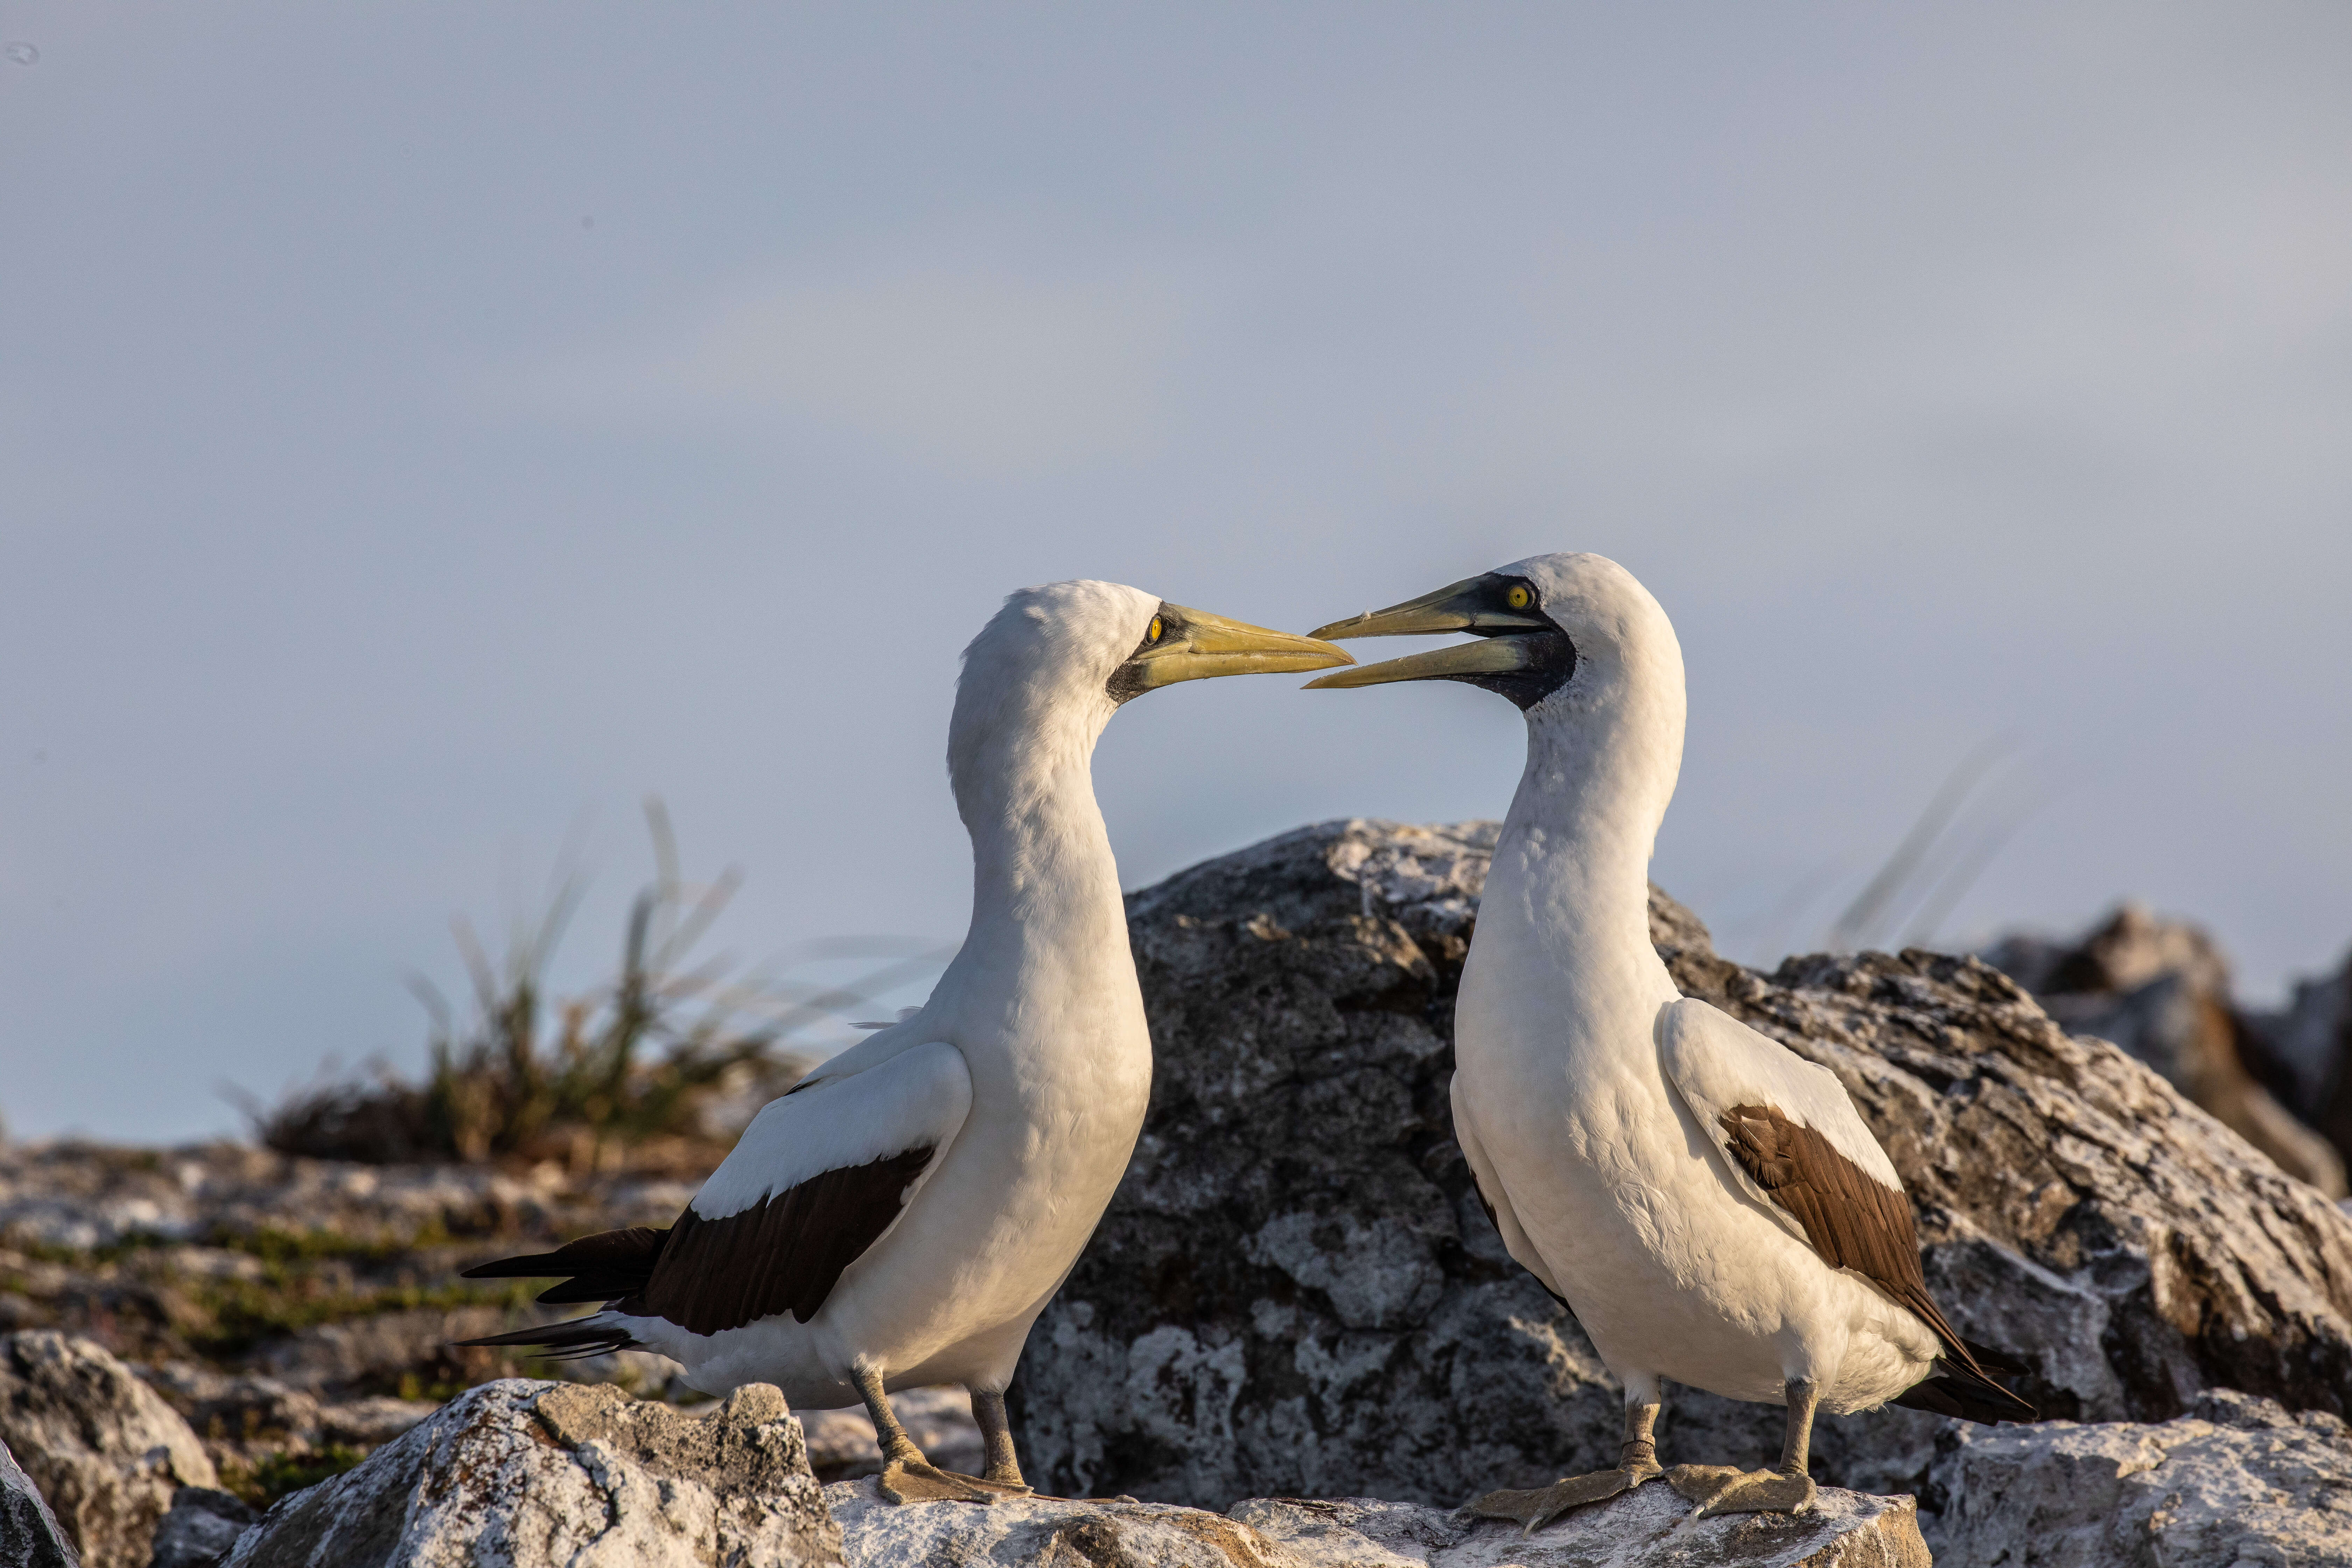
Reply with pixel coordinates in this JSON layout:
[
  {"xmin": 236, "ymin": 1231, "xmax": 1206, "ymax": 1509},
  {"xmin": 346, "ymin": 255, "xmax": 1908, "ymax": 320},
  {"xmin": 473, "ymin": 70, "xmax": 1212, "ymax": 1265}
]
[
  {"xmin": 1306, "ymin": 553, "xmax": 2030, "ymax": 1530},
  {"xmin": 456, "ymin": 581, "xmax": 1351, "ymax": 1505}
]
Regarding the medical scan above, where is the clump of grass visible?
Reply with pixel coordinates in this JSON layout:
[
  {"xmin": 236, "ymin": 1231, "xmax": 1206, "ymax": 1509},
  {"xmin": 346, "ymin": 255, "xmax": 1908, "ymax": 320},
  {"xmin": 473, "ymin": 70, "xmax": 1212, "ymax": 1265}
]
[{"xmin": 253, "ymin": 803, "xmax": 944, "ymax": 1168}]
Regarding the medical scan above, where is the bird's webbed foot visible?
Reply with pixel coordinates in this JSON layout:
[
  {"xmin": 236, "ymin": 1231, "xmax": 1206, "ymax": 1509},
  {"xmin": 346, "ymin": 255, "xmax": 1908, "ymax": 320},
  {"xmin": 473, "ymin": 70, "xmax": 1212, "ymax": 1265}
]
[
  {"xmin": 1665, "ymin": 1464, "xmax": 1817, "ymax": 1518},
  {"xmin": 876, "ymin": 1457, "xmax": 1003, "ymax": 1505},
  {"xmin": 1464, "ymin": 1458, "xmax": 1661, "ymax": 1535}
]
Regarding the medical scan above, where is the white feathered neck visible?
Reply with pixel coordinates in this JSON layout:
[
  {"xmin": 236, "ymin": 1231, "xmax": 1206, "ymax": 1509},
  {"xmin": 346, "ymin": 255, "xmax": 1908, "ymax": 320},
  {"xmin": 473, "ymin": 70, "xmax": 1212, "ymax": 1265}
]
[
  {"xmin": 1472, "ymin": 554, "xmax": 1691, "ymax": 1030},
  {"xmin": 940, "ymin": 579, "xmax": 1159, "ymax": 987}
]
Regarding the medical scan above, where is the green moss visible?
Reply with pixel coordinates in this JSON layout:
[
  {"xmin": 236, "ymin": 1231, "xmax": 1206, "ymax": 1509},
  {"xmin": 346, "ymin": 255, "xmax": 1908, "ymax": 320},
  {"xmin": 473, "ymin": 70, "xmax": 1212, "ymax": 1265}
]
[
  {"xmin": 185, "ymin": 1277, "xmax": 534, "ymax": 1358},
  {"xmin": 210, "ymin": 1222, "xmax": 445, "ymax": 1268},
  {"xmin": 219, "ymin": 1444, "xmax": 368, "ymax": 1509}
]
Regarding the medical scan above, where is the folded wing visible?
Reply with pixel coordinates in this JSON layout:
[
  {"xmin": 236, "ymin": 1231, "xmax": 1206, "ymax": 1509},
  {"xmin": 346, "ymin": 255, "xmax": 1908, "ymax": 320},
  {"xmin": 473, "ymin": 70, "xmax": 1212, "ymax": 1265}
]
[
  {"xmin": 1657, "ymin": 998, "xmax": 2032, "ymax": 1422},
  {"xmin": 461, "ymin": 1040, "xmax": 972, "ymax": 1341}
]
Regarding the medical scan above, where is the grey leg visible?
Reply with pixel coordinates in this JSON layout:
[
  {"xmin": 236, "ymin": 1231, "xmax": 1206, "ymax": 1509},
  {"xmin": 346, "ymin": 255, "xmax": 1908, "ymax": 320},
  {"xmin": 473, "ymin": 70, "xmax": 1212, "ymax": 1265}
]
[
  {"xmin": 854, "ymin": 1365, "xmax": 996, "ymax": 1506},
  {"xmin": 1465, "ymin": 1398, "xmax": 1666, "ymax": 1535},
  {"xmin": 969, "ymin": 1390, "xmax": 1031, "ymax": 1491},
  {"xmin": 1665, "ymin": 1378, "xmax": 1820, "ymax": 1518}
]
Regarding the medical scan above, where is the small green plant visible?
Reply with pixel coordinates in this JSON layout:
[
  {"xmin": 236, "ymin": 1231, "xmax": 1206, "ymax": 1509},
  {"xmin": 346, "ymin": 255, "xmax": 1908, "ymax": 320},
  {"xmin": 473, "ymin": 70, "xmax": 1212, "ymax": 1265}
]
[
  {"xmin": 220, "ymin": 1444, "xmax": 368, "ymax": 1510},
  {"xmin": 252, "ymin": 802, "xmax": 946, "ymax": 1167}
]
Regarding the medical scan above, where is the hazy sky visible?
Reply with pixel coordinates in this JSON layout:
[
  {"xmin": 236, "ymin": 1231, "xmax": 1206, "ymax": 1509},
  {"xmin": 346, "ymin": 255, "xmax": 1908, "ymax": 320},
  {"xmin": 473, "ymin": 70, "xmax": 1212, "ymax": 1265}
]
[{"xmin": 4, "ymin": 3, "xmax": 2348, "ymax": 1142}]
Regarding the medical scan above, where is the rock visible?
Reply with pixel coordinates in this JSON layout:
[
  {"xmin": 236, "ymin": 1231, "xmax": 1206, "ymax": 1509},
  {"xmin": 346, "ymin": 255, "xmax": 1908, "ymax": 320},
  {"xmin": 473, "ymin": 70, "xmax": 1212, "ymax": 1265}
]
[
  {"xmin": 220, "ymin": 1378, "xmax": 840, "ymax": 1567},
  {"xmin": 3, "ymin": 1434, "xmax": 82, "ymax": 1568},
  {"xmin": 0, "ymin": 1332, "xmax": 217, "ymax": 1568},
  {"xmin": 0, "ymin": 1140, "xmax": 699, "ymax": 1254},
  {"xmin": 1926, "ymin": 1388, "xmax": 2352, "ymax": 1565},
  {"xmin": 145, "ymin": 1488, "xmax": 256, "ymax": 1568},
  {"xmin": 1010, "ymin": 820, "xmax": 2352, "ymax": 1513},
  {"xmin": 1984, "ymin": 904, "xmax": 2347, "ymax": 1195},
  {"xmin": 798, "ymin": 1386, "xmax": 983, "ymax": 1482},
  {"xmin": 826, "ymin": 1476, "xmax": 1929, "ymax": 1566},
  {"xmin": 2249, "ymin": 945, "xmax": 2352, "ymax": 1174}
]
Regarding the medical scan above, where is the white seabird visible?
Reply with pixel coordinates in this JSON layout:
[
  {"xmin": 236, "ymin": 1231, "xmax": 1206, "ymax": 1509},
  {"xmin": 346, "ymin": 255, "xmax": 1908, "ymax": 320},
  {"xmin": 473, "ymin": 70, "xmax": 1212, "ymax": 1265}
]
[
  {"xmin": 459, "ymin": 581, "xmax": 1351, "ymax": 1503},
  {"xmin": 1306, "ymin": 553, "xmax": 2030, "ymax": 1527}
]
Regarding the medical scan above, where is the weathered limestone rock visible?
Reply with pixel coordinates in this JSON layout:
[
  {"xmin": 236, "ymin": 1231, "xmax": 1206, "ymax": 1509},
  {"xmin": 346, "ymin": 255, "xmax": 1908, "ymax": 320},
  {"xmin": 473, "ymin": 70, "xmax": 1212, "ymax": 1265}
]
[
  {"xmin": 1986, "ymin": 904, "xmax": 2347, "ymax": 1194},
  {"xmin": 2, "ymin": 1434, "xmax": 82, "ymax": 1568},
  {"xmin": 0, "ymin": 1331, "xmax": 216, "ymax": 1568},
  {"xmin": 146, "ymin": 1488, "xmax": 256, "ymax": 1568},
  {"xmin": 2250, "ymin": 943, "xmax": 2352, "ymax": 1174},
  {"xmin": 220, "ymin": 1378, "xmax": 840, "ymax": 1567},
  {"xmin": 1010, "ymin": 821, "xmax": 2352, "ymax": 1512},
  {"xmin": 0, "ymin": 1139, "xmax": 699, "ymax": 1254},
  {"xmin": 1926, "ymin": 1388, "xmax": 2352, "ymax": 1566},
  {"xmin": 828, "ymin": 1476, "xmax": 1928, "ymax": 1567}
]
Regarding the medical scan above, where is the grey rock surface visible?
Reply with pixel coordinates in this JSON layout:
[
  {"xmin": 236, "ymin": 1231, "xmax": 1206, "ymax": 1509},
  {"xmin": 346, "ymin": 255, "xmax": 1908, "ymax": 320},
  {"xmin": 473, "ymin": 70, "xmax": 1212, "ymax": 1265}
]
[
  {"xmin": 826, "ymin": 1476, "xmax": 1929, "ymax": 1567},
  {"xmin": 220, "ymin": 1377, "xmax": 840, "ymax": 1567},
  {"xmin": 3, "ymin": 1434, "xmax": 82, "ymax": 1568},
  {"xmin": 2252, "ymin": 942, "xmax": 2352, "ymax": 1174},
  {"xmin": 0, "ymin": 1140, "xmax": 700, "ymax": 1254},
  {"xmin": 1010, "ymin": 820, "xmax": 2352, "ymax": 1514},
  {"xmin": 1986, "ymin": 904, "xmax": 2347, "ymax": 1194},
  {"xmin": 1927, "ymin": 1387, "xmax": 2352, "ymax": 1566},
  {"xmin": 0, "ymin": 1331, "xmax": 216, "ymax": 1568},
  {"xmin": 145, "ymin": 1488, "xmax": 255, "ymax": 1568}
]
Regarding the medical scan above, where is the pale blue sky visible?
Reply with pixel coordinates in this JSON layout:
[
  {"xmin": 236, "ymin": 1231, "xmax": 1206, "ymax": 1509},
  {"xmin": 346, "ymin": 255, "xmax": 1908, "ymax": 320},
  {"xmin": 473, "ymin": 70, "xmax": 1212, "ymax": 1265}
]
[{"xmin": 4, "ymin": 3, "xmax": 2348, "ymax": 1141}]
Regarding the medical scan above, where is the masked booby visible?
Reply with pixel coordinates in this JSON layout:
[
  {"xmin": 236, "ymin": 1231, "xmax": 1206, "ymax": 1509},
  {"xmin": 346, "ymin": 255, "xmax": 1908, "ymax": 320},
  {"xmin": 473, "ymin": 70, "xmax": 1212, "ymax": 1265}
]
[
  {"xmin": 1306, "ymin": 553, "xmax": 2031, "ymax": 1528},
  {"xmin": 457, "ymin": 581, "xmax": 1351, "ymax": 1504}
]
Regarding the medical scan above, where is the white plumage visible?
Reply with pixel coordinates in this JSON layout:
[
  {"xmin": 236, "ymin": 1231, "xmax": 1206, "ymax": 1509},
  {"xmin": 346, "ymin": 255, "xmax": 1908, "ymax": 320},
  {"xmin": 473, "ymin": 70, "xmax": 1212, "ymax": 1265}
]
[
  {"xmin": 463, "ymin": 579, "xmax": 1349, "ymax": 1502},
  {"xmin": 1311, "ymin": 552, "xmax": 2029, "ymax": 1526}
]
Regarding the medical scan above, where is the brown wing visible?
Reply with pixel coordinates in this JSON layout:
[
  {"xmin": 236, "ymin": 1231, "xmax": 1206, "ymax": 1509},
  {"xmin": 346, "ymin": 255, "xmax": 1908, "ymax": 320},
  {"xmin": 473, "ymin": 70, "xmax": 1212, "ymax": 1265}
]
[
  {"xmin": 625, "ymin": 1146, "xmax": 937, "ymax": 1335},
  {"xmin": 1717, "ymin": 1102, "xmax": 1983, "ymax": 1373}
]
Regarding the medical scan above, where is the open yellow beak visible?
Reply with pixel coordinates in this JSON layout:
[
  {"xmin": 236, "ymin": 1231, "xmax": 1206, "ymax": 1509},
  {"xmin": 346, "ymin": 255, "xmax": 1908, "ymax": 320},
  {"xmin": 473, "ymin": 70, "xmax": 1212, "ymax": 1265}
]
[
  {"xmin": 1302, "ymin": 575, "xmax": 1549, "ymax": 689},
  {"xmin": 1122, "ymin": 604, "xmax": 1354, "ymax": 691}
]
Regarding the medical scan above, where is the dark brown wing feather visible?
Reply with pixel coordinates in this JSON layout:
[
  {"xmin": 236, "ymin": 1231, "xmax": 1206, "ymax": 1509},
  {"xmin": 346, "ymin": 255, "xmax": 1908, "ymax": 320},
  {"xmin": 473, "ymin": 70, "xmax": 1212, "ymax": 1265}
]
[
  {"xmin": 626, "ymin": 1146, "xmax": 937, "ymax": 1335},
  {"xmin": 1718, "ymin": 1103, "xmax": 2032, "ymax": 1419}
]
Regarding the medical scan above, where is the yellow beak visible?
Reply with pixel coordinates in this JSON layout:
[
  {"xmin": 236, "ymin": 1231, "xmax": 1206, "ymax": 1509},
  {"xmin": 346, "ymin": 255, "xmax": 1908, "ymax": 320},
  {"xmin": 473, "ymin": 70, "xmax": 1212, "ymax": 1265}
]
[
  {"xmin": 1122, "ymin": 604, "xmax": 1354, "ymax": 691},
  {"xmin": 1302, "ymin": 575, "xmax": 1549, "ymax": 690}
]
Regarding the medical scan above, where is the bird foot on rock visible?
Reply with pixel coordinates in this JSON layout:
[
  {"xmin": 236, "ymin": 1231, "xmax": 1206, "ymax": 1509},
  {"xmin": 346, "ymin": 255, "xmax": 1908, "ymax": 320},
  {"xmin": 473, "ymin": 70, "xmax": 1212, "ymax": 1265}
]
[
  {"xmin": 877, "ymin": 1458, "xmax": 1009, "ymax": 1505},
  {"xmin": 1464, "ymin": 1461, "xmax": 1661, "ymax": 1535},
  {"xmin": 1665, "ymin": 1464, "xmax": 1816, "ymax": 1518}
]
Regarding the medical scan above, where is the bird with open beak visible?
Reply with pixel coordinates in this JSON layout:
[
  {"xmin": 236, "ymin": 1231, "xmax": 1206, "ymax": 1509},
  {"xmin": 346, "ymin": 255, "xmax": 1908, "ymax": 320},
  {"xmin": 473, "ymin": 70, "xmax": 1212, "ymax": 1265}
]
[
  {"xmin": 1304, "ymin": 554, "xmax": 2031, "ymax": 1530},
  {"xmin": 456, "ymin": 581, "xmax": 1351, "ymax": 1505}
]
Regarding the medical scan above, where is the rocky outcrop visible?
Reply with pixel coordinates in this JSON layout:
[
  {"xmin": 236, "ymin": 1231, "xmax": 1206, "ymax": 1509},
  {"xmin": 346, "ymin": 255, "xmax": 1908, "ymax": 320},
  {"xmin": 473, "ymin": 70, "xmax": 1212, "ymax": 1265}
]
[
  {"xmin": 0, "ymin": 1331, "xmax": 217, "ymax": 1568},
  {"xmin": 3, "ymin": 1435, "xmax": 81, "ymax": 1568},
  {"xmin": 2249, "ymin": 944, "xmax": 2352, "ymax": 1174},
  {"xmin": 827, "ymin": 1477, "xmax": 1930, "ymax": 1567},
  {"xmin": 220, "ymin": 1378, "xmax": 840, "ymax": 1567},
  {"xmin": 146, "ymin": 1489, "xmax": 256, "ymax": 1568},
  {"xmin": 1986, "ymin": 905, "xmax": 2347, "ymax": 1194},
  {"xmin": 0, "ymin": 1139, "xmax": 700, "ymax": 1257},
  {"xmin": 1925, "ymin": 1387, "xmax": 2352, "ymax": 1565},
  {"xmin": 1010, "ymin": 820, "xmax": 2352, "ymax": 1514}
]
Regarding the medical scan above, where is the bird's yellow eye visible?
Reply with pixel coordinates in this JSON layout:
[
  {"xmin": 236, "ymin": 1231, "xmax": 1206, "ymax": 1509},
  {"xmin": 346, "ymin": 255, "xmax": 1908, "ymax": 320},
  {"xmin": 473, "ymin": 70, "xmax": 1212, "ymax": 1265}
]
[
  {"xmin": 1148, "ymin": 616, "xmax": 1164, "ymax": 643},
  {"xmin": 1505, "ymin": 585, "xmax": 1532, "ymax": 610}
]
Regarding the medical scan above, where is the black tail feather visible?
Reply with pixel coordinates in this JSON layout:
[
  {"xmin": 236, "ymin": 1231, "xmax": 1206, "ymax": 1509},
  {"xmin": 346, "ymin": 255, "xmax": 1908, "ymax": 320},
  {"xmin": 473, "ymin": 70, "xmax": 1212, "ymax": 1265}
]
[
  {"xmin": 460, "ymin": 1225, "xmax": 668, "ymax": 1295},
  {"xmin": 453, "ymin": 1317, "xmax": 641, "ymax": 1360},
  {"xmin": 1894, "ymin": 1347, "xmax": 2037, "ymax": 1425},
  {"xmin": 455, "ymin": 1226, "xmax": 667, "ymax": 1361},
  {"xmin": 1956, "ymin": 1336, "xmax": 2030, "ymax": 1377}
]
